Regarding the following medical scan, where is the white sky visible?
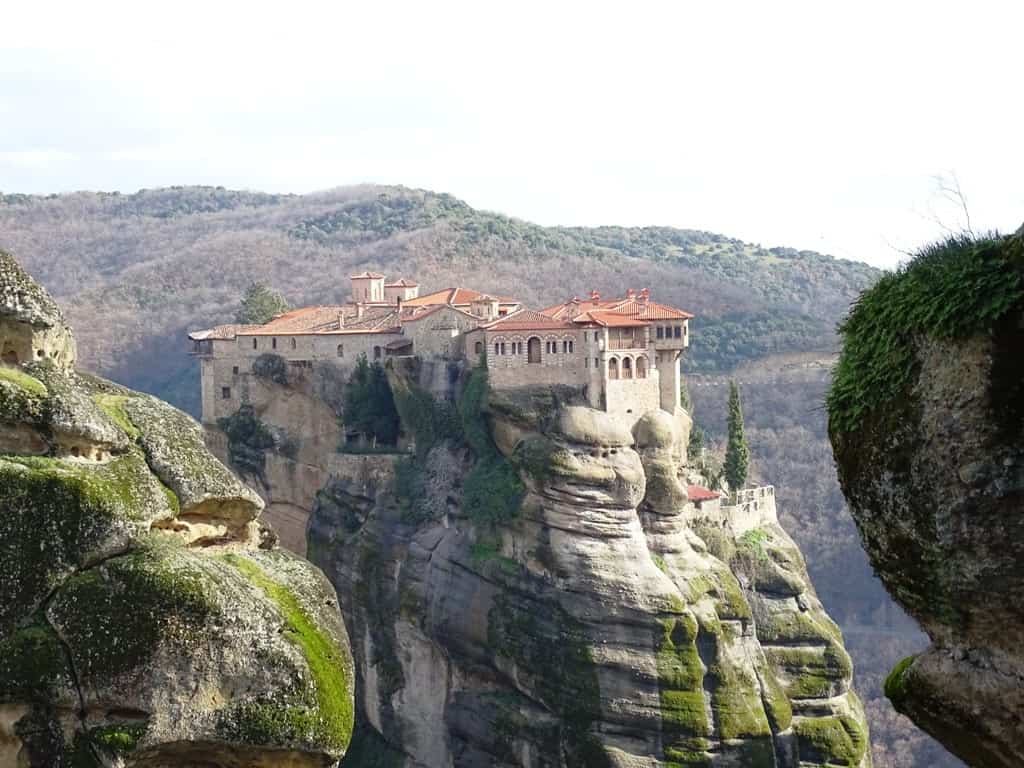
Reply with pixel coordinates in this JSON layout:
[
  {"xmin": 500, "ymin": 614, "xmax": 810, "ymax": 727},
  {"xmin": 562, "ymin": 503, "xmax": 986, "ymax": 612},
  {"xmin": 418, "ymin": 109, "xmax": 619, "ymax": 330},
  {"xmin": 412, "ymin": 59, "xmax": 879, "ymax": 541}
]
[{"xmin": 2, "ymin": 0, "xmax": 1022, "ymax": 268}]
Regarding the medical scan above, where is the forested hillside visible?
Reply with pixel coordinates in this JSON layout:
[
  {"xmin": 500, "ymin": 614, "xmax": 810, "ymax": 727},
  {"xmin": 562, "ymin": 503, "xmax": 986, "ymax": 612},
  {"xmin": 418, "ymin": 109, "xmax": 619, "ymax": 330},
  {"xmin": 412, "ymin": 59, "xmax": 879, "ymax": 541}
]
[{"xmin": 0, "ymin": 185, "xmax": 956, "ymax": 765}]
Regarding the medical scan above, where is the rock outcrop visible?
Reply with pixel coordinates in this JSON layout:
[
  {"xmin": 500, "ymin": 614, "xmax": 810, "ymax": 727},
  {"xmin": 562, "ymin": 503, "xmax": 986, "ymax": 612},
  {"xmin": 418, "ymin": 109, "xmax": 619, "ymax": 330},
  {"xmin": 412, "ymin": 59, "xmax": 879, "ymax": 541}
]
[
  {"xmin": 828, "ymin": 233, "xmax": 1024, "ymax": 767},
  {"xmin": 0, "ymin": 251, "xmax": 354, "ymax": 767},
  {"xmin": 310, "ymin": 361, "xmax": 870, "ymax": 766}
]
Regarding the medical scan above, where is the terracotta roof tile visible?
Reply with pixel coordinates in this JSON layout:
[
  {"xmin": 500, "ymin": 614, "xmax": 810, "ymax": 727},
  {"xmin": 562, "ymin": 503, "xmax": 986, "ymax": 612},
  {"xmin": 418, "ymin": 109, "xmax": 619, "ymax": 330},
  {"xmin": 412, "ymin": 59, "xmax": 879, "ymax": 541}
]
[
  {"xmin": 688, "ymin": 485, "xmax": 721, "ymax": 502},
  {"xmin": 350, "ymin": 271, "xmax": 385, "ymax": 279},
  {"xmin": 480, "ymin": 308, "xmax": 576, "ymax": 332},
  {"xmin": 402, "ymin": 287, "xmax": 519, "ymax": 308},
  {"xmin": 384, "ymin": 278, "xmax": 419, "ymax": 287}
]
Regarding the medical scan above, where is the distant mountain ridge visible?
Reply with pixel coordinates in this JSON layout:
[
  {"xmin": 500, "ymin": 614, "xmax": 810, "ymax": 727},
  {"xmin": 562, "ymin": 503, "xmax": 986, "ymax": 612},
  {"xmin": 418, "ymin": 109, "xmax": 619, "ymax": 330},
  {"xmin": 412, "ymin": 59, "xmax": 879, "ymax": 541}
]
[{"xmin": 0, "ymin": 184, "xmax": 877, "ymax": 413}]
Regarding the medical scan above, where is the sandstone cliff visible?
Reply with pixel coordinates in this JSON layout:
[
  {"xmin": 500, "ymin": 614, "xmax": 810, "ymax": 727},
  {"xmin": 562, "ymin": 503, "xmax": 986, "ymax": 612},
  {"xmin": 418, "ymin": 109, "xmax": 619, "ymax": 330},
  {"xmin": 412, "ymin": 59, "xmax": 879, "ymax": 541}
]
[
  {"xmin": 0, "ymin": 251, "xmax": 354, "ymax": 767},
  {"xmin": 828, "ymin": 232, "xmax": 1024, "ymax": 767},
  {"xmin": 309, "ymin": 358, "xmax": 871, "ymax": 767}
]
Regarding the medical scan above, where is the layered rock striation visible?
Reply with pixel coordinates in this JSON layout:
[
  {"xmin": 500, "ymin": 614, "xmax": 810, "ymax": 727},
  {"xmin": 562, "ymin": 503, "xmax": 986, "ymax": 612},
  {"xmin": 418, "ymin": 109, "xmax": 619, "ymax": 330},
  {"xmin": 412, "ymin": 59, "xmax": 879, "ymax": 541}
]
[
  {"xmin": 828, "ymin": 232, "xmax": 1024, "ymax": 768},
  {"xmin": 0, "ymin": 251, "xmax": 354, "ymax": 767},
  {"xmin": 310, "ymin": 359, "xmax": 870, "ymax": 766}
]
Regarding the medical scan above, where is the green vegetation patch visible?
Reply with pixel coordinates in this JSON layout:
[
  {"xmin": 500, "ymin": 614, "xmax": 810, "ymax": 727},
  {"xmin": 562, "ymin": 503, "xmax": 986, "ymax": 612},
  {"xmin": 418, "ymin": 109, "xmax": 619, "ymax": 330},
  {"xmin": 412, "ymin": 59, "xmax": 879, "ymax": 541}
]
[
  {"xmin": 221, "ymin": 553, "xmax": 353, "ymax": 753},
  {"xmin": 793, "ymin": 715, "xmax": 868, "ymax": 767},
  {"xmin": 389, "ymin": 372, "xmax": 462, "ymax": 458},
  {"xmin": 50, "ymin": 542, "xmax": 215, "ymax": 679},
  {"xmin": 0, "ymin": 452, "xmax": 169, "ymax": 632},
  {"xmin": 92, "ymin": 394, "xmax": 142, "ymax": 440},
  {"xmin": 828, "ymin": 233, "xmax": 1024, "ymax": 435},
  {"xmin": 0, "ymin": 365, "xmax": 48, "ymax": 397},
  {"xmin": 0, "ymin": 366, "xmax": 48, "ymax": 424},
  {"xmin": 0, "ymin": 615, "xmax": 72, "ymax": 700},
  {"xmin": 218, "ymin": 403, "xmax": 276, "ymax": 479},
  {"xmin": 884, "ymin": 654, "xmax": 917, "ymax": 706},
  {"xmin": 487, "ymin": 593, "xmax": 611, "ymax": 768},
  {"xmin": 656, "ymin": 612, "xmax": 710, "ymax": 752}
]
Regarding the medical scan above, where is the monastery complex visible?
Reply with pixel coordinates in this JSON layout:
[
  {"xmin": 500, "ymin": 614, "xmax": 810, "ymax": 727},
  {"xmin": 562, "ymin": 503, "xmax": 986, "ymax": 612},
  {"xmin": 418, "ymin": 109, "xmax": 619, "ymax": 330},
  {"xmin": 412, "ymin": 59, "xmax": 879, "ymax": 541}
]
[{"xmin": 190, "ymin": 271, "xmax": 693, "ymax": 431}]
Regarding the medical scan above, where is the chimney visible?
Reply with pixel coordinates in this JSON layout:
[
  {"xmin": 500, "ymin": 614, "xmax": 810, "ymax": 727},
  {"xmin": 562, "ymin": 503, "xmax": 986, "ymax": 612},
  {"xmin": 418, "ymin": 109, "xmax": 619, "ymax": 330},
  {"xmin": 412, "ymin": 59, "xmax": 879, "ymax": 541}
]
[
  {"xmin": 590, "ymin": 289, "xmax": 601, "ymax": 303},
  {"xmin": 626, "ymin": 288, "xmax": 636, "ymax": 300},
  {"xmin": 639, "ymin": 287, "xmax": 650, "ymax": 304},
  {"xmin": 356, "ymin": 302, "xmax": 365, "ymax": 319}
]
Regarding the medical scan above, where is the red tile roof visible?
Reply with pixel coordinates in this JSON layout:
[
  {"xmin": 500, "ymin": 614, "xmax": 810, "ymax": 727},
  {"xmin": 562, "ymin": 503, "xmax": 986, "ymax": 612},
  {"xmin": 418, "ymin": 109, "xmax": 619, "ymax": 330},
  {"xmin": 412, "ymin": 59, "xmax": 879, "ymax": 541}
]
[
  {"xmin": 688, "ymin": 485, "xmax": 722, "ymax": 502},
  {"xmin": 350, "ymin": 271, "xmax": 385, "ymax": 279},
  {"xmin": 572, "ymin": 310, "xmax": 648, "ymax": 328},
  {"xmin": 402, "ymin": 287, "xmax": 519, "ymax": 308},
  {"xmin": 479, "ymin": 308, "xmax": 577, "ymax": 332},
  {"xmin": 542, "ymin": 294, "xmax": 693, "ymax": 322},
  {"xmin": 233, "ymin": 305, "xmax": 402, "ymax": 335},
  {"xmin": 385, "ymin": 278, "xmax": 419, "ymax": 287}
]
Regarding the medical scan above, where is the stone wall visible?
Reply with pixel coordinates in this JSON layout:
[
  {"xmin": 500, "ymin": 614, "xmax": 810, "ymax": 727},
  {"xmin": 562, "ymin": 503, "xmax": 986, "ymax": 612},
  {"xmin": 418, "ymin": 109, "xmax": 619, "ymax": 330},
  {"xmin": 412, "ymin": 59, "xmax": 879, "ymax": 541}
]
[{"xmin": 605, "ymin": 373, "xmax": 662, "ymax": 430}]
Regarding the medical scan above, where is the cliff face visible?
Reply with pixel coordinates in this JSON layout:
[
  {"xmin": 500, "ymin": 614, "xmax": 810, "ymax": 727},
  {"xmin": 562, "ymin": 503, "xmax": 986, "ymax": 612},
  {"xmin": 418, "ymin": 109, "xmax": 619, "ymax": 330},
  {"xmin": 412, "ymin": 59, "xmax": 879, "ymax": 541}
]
[
  {"xmin": 828, "ymin": 233, "xmax": 1024, "ymax": 767},
  {"xmin": 309, "ymin": 361, "xmax": 870, "ymax": 767},
  {"xmin": 0, "ymin": 251, "xmax": 354, "ymax": 767}
]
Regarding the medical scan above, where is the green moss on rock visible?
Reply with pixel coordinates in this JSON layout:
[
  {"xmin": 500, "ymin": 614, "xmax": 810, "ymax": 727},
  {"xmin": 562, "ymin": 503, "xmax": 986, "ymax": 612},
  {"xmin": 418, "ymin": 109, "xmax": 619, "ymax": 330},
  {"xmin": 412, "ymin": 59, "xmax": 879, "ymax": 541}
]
[
  {"xmin": 0, "ymin": 615, "xmax": 73, "ymax": 700},
  {"xmin": 794, "ymin": 715, "xmax": 868, "ymax": 767},
  {"xmin": 222, "ymin": 553, "xmax": 353, "ymax": 754},
  {"xmin": 828, "ymin": 232, "xmax": 1024, "ymax": 435},
  {"xmin": 49, "ymin": 541, "xmax": 216, "ymax": 679},
  {"xmin": 92, "ymin": 394, "xmax": 141, "ymax": 440},
  {"xmin": 0, "ymin": 366, "xmax": 48, "ymax": 424},
  {"xmin": 884, "ymin": 654, "xmax": 917, "ymax": 706},
  {"xmin": 0, "ymin": 451, "xmax": 172, "ymax": 632}
]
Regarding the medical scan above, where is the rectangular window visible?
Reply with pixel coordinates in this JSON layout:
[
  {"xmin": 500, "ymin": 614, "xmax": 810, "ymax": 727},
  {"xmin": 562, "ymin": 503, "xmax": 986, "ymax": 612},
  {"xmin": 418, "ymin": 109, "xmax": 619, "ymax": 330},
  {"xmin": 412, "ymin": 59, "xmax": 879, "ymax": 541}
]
[
  {"xmin": 594, "ymin": 332, "xmax": 599, "ymax": 341},
  {"xmin": 674, "ymin": 326, "xmax": 682, "ymax": 338},
  {"xmin": 252, "ymin": 338, "xmax": 258, "ymax": 349},
  {"xmin": 569, "ymin": 340, "xmax": 574, "ymax": 353},
  {"xmin": 584, "ymin": 357, "xmax": 589, "ymax": 368},
  {"xmin": 221, "ymin": 387, "xmax": 231, "ymax": 399},
  {"xmin": 657, "ymin": 326, "xmax": 664, "ymax": 339},
  {"xmin": 232, "ymin": 366, "xmax": 239, "ymax": 375},
  {"xmin": 495, "ymin": 342, "xmax": 500, "ymax": 356},
  {"xmin": 594, "ymin": 357, "xmax": 599, "ymax": 368}
]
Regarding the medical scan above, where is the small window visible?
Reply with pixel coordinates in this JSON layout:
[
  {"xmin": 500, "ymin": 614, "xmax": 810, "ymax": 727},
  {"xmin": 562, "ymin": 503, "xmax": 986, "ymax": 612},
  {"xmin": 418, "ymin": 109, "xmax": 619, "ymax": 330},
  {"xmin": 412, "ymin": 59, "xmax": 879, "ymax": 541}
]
[
  {"xmin": 569, "ymin": 340, "xmax": 574, "ymax": 353},
  {"xmin": 500, "ymin": 342, "xmax": 507, "ymax": 355},
  {"xmin": 494, "ymin": 342, "xmax": 500, "ymax": 356},
  {"xmin": 232, "ymin": 366, "xmax": 239, "ymax": 375},
  {"xmin": 475, "ymin": 341, "xmax": 483, "ymax": 355},
  {"xmin": 221, "ymin": 387, "xmax": 231, "ymax": 399},
  {"xmin": 594, "ymin": 332, "xmax": 599, "ymax": 341},
  {"xmin": 290, "ymin": 338, "xmax": 297, "ymax": 350},
  {"xmin": 253, "ymin": 338, "xmax": 258, "ymax": 349},
  {"xmin": 594, "ymin": 357, "xmax": 599, "ymax": 368},
  {"xmin": 656, "ymin": 326, "xmax": 664, "ymax": 339},
  {"xmin": 674, "ymin": 326, "xmax": 681, "ymax": 339},
  {"xmin": 562, "ymin": 341, "xmax": 568, "ymax": 353},
  {"xmin": 337, "ymin": 344, "xmax": 344, "ymax": 357},
  {"xmin": 272, "ymin": 337, "xmax": 277, "ymax": 349},
  {"xmin": 374, "ymin": 346, "xmax": 382, "ymax": 360}
]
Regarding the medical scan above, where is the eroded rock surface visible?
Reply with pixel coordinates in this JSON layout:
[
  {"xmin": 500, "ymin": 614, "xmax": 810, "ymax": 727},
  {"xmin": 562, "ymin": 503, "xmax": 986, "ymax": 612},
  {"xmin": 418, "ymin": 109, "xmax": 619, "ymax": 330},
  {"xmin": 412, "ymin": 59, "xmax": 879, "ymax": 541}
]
[
  {"xmin": 0, "ymin": 251, "xmax": 354, "ymax": 767},
  {"xmin": 310, "ymin": 364, "xmax": 870, "ymax": 767},
  {"xmin": 828, "ymin": 233, "xmax": 1024, "ymax": 768}
]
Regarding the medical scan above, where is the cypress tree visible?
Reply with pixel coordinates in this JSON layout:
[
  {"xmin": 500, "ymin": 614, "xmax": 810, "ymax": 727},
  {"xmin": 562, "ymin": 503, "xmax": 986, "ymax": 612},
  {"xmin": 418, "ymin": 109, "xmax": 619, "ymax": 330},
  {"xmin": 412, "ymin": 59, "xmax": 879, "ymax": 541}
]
[
  {"xmin": 236, "ymin": 281, "xmax": 289, "ymax": 324},
  {"xmin": 724, "ymin": 380, "xmax": 750, "ymax": 499}
]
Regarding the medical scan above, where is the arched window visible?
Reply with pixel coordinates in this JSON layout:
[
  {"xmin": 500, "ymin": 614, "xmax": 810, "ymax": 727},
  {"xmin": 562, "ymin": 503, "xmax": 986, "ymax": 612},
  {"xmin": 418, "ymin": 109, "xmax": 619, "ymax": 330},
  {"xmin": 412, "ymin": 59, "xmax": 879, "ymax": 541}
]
[
  {"xmin": 608, "ymin": 357, "xmax": 619, "ymax": 379},
  {"xmin": 374, "ymin": 346, "xmax": 382, "ymax": 360},
  {"xmin": 636, "ymin": 356, "xmax": 647, "ymax": 378},
  {"xmin": 475, "ymin": 341, "xmax": 483, "ymax": 355},
  {"xmin": 337, "ymin": 344, "xmax": 344, "ymax": 357},
  {"xmin": 528, "ymin": 337, "xmax": 541, "ymax": 363},
  {"xmin": 622, "ymin": 357, "xmax": 633, "ymax": 379},
  {"xmin": 290, "ymin": 338, "xmax": 297, "ymax": 350}
]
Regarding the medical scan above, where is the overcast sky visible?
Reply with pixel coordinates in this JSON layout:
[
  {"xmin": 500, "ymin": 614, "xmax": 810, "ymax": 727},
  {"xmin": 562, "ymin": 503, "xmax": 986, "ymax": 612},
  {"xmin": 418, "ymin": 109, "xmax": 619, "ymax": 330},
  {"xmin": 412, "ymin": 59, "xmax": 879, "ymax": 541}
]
[{"xmin": 3, "ymin": 1, "xmax": 1022, "ymax": 267}]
